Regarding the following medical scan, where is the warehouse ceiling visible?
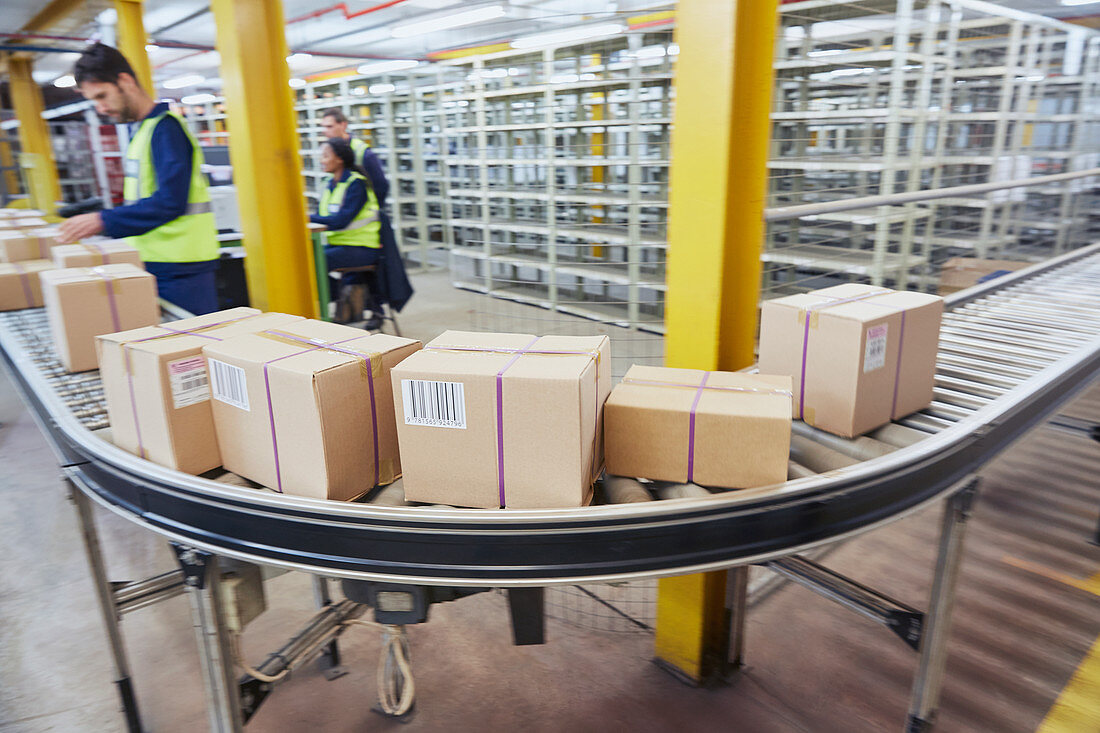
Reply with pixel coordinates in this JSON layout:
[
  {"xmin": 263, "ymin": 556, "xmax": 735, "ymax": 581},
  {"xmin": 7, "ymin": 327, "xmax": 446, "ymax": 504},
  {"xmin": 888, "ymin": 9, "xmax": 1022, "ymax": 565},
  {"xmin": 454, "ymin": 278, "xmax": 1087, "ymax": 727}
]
[{"xmin": 2, "ymin": 0, "xmax": 1099, "ymax": 97}]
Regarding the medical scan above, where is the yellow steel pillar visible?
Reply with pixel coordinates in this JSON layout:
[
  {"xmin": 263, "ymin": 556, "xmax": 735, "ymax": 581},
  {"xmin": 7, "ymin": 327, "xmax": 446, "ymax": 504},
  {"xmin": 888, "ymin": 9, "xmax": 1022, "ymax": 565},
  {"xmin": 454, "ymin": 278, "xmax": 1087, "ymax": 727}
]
[
  {"xmin": 211, "ymin": 0, "xmax": 318, "ymax": 316},
  {"xmin": 7, "ymin": 55, "xmax": 62, "ymax": 215},
  {"xmin": 655, "ymin": 0, "xmax": 779, "ymax": 685},
  {"xmin": 114, "ymin": 0, "xmax": 154, "ymax": 94},
  {"xmin": 0, "ymin": 137, "xmax": 21, "ymax": 200}
]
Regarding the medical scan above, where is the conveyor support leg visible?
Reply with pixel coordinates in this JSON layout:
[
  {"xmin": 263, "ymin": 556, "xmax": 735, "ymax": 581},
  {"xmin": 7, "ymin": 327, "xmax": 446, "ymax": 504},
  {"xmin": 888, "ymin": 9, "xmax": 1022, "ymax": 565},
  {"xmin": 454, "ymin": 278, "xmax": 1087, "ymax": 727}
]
[
  {"xmin": 68, "ymin": 483, "xmax": 143, "ymax": 733},
  {"xmin": 173, "ymin": 545, "xmax": 245, "ymax": 733},
  {"xmin": 312, "ymin": 575, "xmax": 345, "ymax": 676},
  {"xmin": 906, "ymin": 479, "xmax": 979, "ymax": 732},
  {"xmin": 654, "ymin": 566, "xmax": 748, "ymax": 685}
]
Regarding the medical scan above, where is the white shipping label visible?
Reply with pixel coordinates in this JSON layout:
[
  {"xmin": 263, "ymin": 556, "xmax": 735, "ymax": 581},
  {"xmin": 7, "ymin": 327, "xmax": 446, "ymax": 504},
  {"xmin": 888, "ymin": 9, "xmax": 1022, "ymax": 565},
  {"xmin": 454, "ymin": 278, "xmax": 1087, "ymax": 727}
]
[
  {"xmin": 402, "ymin": 379, "xmax": 466, "ymax": 429},
  {"xmin": 208, "ymin": 358, "xmax": 250, "ymax": 411},
  {"xmin": 863, "ymin": 324, "xmax": 889, "ymax": 373},
  {"xmin": 167, "ymin": 356, "xmax": 211, "ymax": 409}
]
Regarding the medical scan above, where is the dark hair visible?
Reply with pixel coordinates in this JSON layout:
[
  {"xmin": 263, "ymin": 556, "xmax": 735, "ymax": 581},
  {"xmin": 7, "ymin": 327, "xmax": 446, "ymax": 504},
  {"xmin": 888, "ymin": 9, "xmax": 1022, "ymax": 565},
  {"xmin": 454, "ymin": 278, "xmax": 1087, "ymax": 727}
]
[
  {"xmin": 73, "ymin": 42, "xmax": 137, "ymax": 86},
  {"xmin": 321, "ymin": 108, "xmax": 348, "ymax": 124},
  {"xmin": 322, "ymin": 137, "xmax": 372, "ymax": 192}
]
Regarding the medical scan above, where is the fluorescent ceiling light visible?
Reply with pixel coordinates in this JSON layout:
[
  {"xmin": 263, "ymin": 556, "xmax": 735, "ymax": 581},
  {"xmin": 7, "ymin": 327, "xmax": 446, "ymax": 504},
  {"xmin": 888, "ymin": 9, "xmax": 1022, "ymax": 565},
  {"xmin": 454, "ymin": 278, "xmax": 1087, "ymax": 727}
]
[
  {"xmin": 357, "ymin": 59, "xmax": 420, "ymax": 75},
  {"xmin": 391, "ymin": 5, "xmax": 505, "ymax": 38},
  {"xmin": 369, "ymin": 83, "xmax": 396, "ymax": 94},
  {"xmin": 164, "ymin": 74, "xmax": 204, "ymax": 89},
  {"xmin": 511, "ymin": 23, "xmax": 624, "ymax": 49},
  {"xmin": 288, "ymin": 78, "xmax": 307, "ymax": 89},
  {"xmin": 286, "ymin": 53, "xmax": 313, "ymax": 65},
  {"xmin": 54, "ymin": 75, "xmax": 76, "ymax": 88},
  {"xmin": 1060, "ymin": 0, "xmax": 1098, "ymax": 5},
  {"xmin": 181, "ymin": 93, "xmax": 217, "ymax": 105},
  {"xmin": 145, "ymin": 44, "xmax": 158, "ymax": 52}
]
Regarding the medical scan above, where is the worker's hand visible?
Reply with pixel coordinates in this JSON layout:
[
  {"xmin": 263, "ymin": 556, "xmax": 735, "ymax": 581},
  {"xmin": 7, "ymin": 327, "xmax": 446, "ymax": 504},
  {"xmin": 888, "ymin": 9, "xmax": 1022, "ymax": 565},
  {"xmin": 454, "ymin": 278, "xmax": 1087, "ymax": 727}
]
[{"xmin": 57, "ymin": 212, "xmax": 105, "ymax": 244}]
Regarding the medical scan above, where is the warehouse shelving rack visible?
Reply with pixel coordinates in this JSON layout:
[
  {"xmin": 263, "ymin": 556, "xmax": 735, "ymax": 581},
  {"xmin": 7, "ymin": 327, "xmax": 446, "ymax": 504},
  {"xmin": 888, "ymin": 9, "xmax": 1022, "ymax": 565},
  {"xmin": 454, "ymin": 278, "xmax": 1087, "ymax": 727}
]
[
  {"xmin": 766, "ymin": 0, "xmax": 1100, "ymax": 299},
  {"xmin": 49, "ymin": 120, "xmax": 98, "ymax": 203}
]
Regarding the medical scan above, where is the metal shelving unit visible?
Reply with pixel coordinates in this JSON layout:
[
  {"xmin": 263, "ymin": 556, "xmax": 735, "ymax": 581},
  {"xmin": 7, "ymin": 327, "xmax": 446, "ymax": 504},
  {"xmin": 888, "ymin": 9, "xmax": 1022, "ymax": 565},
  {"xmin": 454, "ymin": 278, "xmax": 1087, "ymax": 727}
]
[{"xmin": 766, "ymin": 0, "xmax": 1100, "ymax": 299}]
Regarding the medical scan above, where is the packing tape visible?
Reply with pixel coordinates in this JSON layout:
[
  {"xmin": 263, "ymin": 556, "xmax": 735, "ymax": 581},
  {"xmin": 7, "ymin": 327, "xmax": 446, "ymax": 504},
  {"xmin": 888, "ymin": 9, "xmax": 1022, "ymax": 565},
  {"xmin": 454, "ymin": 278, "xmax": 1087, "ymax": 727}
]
[
  {"xmin": 11, "ymin": 263, "xmax": 34, "ymax": 308},
  {"xmin": 89, "ymin": 267, "xmax": 122, "ymax": 334},
  {"xmin": 256, "ymin": 330, "xmax": 382, "ymax": 493},
  {"xmin": 621, "ymin": 376, "xmax": 793, "ymax": 484},
  {"xmin": 426, "ymin": 340, "xmax": 605, "ymax": 508},
  {"xmin": 82, "ymin": 242, "xmax": 110, "ymax": 265}
]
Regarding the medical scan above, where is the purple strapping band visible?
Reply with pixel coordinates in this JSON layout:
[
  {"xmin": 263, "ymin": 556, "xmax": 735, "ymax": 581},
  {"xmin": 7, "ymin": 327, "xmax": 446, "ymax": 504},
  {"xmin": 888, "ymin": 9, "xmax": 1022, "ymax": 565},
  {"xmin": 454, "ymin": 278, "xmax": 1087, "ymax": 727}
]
[
  {"xmin": 85, "ymin": 242, "xmax": 110, "ymax": 265},
  {"xmin": 119, "ymin": 313, "xmax": 264, "ymax": 459},
  {"xmin": 11, "ymin": 263, "xmax": 34, "ymax": 308},
  {"xmin": 796, "ymin": 288, "xmax": 907, "ymax": 420},
  {"xmin": 90, "ymin": 268, "xmax": 122, "ymax": 334},
  {"xmin": 621, "ymin": 376, "xmax": 793, "ymax": 484},
  {"xmin": 425, "ymin": 341, "xmax": 603, "ymax": 508},
  {"xmin": 259, "ymin": 330, "xmax": 381, "ymax": 493}
]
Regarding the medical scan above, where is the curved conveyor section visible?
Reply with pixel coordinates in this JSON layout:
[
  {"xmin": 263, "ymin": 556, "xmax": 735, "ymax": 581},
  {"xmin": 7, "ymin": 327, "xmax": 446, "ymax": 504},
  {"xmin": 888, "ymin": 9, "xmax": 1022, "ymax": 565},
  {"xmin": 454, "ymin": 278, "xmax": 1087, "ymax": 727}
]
[{"xmin": 4, "ymin": 243, "xmax": 1100, "ymax": 586}]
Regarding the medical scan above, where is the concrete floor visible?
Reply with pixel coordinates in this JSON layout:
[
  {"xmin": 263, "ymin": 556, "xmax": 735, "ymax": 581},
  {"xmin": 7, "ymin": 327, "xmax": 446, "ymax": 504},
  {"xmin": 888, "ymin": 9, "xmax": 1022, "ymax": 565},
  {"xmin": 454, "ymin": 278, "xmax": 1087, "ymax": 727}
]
[{"xmin": 2, "ymin": 269, "xmax": 1098, "ymax": 732}]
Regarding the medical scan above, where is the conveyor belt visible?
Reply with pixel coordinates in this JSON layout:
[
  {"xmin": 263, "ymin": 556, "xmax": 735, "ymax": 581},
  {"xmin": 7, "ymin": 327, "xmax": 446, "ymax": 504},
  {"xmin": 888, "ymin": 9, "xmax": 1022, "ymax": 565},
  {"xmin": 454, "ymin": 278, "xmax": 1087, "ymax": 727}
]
[{"xmin": 4, "ymin": 243, "xmax": 1100, "ymax": 586}]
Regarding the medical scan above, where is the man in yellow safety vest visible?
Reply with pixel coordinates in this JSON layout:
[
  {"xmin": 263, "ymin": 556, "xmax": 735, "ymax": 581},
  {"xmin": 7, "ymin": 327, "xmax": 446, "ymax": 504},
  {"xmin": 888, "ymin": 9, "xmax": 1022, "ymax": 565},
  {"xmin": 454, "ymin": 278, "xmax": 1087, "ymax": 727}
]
[{"xmin": 58, "ymin": 43, "xmax": 220, "ymax": 315}]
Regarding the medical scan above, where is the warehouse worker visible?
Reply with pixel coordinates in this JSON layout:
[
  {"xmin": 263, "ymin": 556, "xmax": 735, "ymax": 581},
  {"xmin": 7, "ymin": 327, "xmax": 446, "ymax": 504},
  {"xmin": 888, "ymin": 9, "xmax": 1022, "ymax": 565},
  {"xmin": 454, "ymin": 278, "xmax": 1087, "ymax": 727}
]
[
  {"xmin": 319, "ymin": 108, "xmax": 389, "ymax": 207},
  {"xmin": 311, "ymin": 138, "xmax": 385, "ymax": 326},
  {"xmin": 317, "ymin": 110, "xmax": 414, "ymax": 321},
  {"xmin": 58, "ymin": 43, "xmax": 220, "ymax": 316}
]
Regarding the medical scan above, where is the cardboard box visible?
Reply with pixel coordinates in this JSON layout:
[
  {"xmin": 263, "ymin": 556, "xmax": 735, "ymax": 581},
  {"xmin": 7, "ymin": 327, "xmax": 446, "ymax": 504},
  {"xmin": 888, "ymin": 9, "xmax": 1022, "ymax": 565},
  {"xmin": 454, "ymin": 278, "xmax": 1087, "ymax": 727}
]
[
  {"xmin": 97, "ymin": 308, "xmax": 304, "ymax": 474},
  {"xmin": 391, "ymin": 330, "xmax": 611, "ymax": 509},
  {"xmin": 53, "ymin": 241, "xmax": 144, "ymax": 269},
  {"xmin": 0, "ymin": 208, "xmax": 44, "ymax": 219},
  {"xmin": 203, "ymin": 320, "xmax": 421, "ymax": 500},
  {"xmin": 758, "ymin": 284, "xmax": 944, "ymax": 438},
  {"xmin": 40, "ymin": 264, "xmax": 160, "ymax": 372},
  {"xmin": 0, "ymin": 260, "xmax": 54, "ymax": 310},
  {"xmin": 604, "ymin": 365, "xmax": 793, "ymax": 490},
  {"xmin": 938, "ymin": 257, "xmax": 1029, "ymax": 295},
  {"xmin": 0, "ymin": 217, "xmax": 48, "ymax": 230},
  {"xmin": 0, "ymin": 229, "xmax": 54, "ymax": 262}
]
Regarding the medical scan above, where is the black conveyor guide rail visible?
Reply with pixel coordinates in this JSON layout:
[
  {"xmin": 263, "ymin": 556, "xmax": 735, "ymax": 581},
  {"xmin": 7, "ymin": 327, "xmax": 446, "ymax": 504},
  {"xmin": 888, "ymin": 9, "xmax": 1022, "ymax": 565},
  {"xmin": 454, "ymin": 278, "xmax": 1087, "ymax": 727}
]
[{"xmin": 3, "ymin": 244, "xmax": 1100, "ymax": 586}]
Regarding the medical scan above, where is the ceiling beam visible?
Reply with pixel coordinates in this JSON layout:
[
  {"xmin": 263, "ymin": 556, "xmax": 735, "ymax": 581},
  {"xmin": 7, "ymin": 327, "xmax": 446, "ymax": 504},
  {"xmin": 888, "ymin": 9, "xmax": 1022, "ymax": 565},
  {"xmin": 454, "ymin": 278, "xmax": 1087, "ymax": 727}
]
[{"xmin": 22, "ymin": 0, "xmax": 89, "ymax": 34}]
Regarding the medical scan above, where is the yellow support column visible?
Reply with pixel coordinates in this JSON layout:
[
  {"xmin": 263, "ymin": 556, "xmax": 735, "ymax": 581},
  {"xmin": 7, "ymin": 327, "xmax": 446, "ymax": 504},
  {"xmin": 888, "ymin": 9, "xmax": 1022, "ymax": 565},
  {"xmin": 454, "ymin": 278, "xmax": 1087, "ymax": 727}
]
[
  {"xmin": 655, "ymin": 0, "xmax": 779, "ymax": 685},
  {"xmin": 7, "ymin": 55, "xmax": 62, "ymax": 215},
  {"xmin": 211, "ymin": 0, "xmax": 318, "ymax": 316},
  {"xmin": 114, "ymin": 0, "xmax": 154, "ymax": 94},
  {"xmin": 0, "ymin": 137, "xmax": 21, "ymax": 200}
]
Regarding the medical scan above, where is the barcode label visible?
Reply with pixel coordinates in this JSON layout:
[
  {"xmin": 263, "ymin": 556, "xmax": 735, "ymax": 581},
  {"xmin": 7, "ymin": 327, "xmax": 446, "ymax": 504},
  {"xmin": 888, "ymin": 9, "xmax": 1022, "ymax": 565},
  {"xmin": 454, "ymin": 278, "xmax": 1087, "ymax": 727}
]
[
  {"xmin": 863, "ymin": 324, "xmax": 889, "ymax": 373},
  {"xmin": 209, "ymin": 358, "xmax": 250, "ymax": 411},
  {"xmin": 401, "ymin": 379, "xmax": 466, "ymax": 429},
  {"xmin": 167, "ymin": 356, "xmax": 211, "ymax": 409}
]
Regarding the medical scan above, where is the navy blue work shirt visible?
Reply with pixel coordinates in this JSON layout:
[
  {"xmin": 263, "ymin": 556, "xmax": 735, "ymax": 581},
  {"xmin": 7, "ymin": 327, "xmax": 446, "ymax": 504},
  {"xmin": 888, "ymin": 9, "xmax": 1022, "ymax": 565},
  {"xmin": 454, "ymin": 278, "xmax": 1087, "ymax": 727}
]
[
  {"xmin": 309, "ymin": 169, "xmax": 368, "ymax": 231},
  {"xmin": 100, "ymin": 102, "xmax": 196, "ymax": 241},
  {"xmin": 359, "ymin": 147, "xmax": 389, "ymax": 208}
]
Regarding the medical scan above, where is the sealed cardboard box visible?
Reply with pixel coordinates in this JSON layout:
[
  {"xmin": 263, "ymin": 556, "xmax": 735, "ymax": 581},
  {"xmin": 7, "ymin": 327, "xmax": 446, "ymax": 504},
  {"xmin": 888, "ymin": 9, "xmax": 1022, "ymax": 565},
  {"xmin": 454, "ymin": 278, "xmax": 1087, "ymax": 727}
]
[
  {"xmin": 0, "ymin": 229, "xmax": 55, "ymax": 262},
  {"xmin": 758, "ymin": 284, "xmax": 944, "ymax": 438},
  {"xmin": 391, "ymin": 330, "xmax": 611, "ymax": 509},
  {"xmin": 53, "ymin": 240, "xmax": 144, "ymax": 269},
  {"xmin": 0, "ymin": 260, "xmax": 54, "ymax": 310},
  {"xmin": 938, "ymin": 257, "xmax": 1029, "ymax": 295},
  {"xmin": 97, "ymin": 308, "xmax": 303, "ymax": 474},
  {"xmin": 0, "ymin": 208, "xmax": 43, "ymax": 219},
  {"xmin": 40, "ymin": 264, "xmax": 159, "ymax": 372},
  {"xmin": 605, "ymin": 365, "xmax": 792, "ymax": 489},
  {"xmin": 0, "ymin": 217, "xmax": 48, "ymax": 230},
  {"xmin": 203, "ymin": 320, "xmax": 421, "ymax": 500}
]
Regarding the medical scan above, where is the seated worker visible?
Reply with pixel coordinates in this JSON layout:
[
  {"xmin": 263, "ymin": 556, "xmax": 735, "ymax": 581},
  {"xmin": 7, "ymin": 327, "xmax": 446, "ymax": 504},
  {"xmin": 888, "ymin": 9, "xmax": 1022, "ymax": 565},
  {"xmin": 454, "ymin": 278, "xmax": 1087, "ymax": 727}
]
[
  {"xmin": 57, "ymin": 43, "xmax": 220, "ymax": 315},
  {"xmin": 310, "ymin": 138, "xmax": 385, "ymax": 327}
]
